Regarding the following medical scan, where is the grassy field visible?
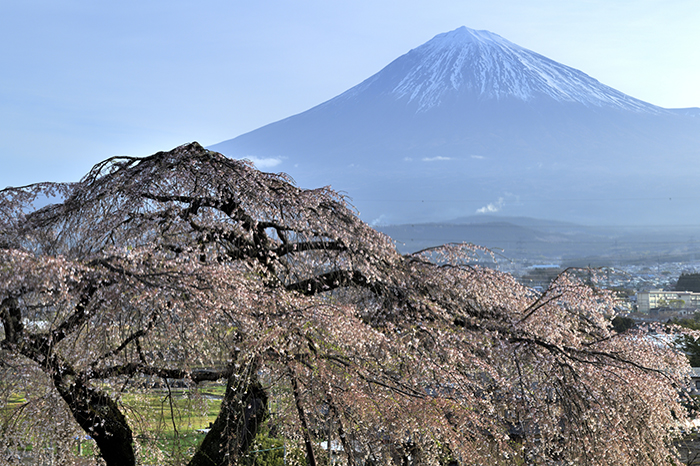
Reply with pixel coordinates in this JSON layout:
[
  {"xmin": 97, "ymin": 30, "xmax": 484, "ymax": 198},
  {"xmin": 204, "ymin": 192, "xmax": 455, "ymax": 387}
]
[
  {"xmin": 1, "ymin": 384, "xmax": 223, "ymax": 464},
  {"xmin": 117, "ymin": 383, "xmax": 226, "ymax": 463}
]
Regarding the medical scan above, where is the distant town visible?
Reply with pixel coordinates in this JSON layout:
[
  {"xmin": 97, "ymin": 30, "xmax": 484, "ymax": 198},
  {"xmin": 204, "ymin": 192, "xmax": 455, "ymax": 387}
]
[{"xmin": 509, "ymin": 259, "xmax": 700, "ymax": 320}]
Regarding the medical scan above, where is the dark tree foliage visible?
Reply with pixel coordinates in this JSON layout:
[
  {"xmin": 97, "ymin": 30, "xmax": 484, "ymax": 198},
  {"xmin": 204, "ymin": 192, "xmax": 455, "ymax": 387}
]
[
  {"xmin": 679, "ymin": 336, "xmax": 700, "ymax": 367},
  {"xmin": 676, "ymin": 273, "xmax": 700, "ymax": 293},
  {"xmin": 612, "ymin": 315, "xmax": 637, "ymax": 334},
  {"xmin": 671, "ymin": 315, "xmax": 700, "ymax": 367}
]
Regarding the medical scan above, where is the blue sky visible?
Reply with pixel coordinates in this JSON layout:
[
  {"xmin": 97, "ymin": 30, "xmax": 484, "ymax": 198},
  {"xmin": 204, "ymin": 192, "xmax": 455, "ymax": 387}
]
[{"xmin": 2, "ymin": 0, "xmax": 699, "ymax": 188}]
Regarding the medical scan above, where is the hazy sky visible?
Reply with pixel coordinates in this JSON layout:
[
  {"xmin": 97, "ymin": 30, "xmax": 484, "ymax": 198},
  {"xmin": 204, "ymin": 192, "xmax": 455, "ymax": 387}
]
[{"xmin": 2, "ymin": 0, "xmax": 699, "ymax": 189}]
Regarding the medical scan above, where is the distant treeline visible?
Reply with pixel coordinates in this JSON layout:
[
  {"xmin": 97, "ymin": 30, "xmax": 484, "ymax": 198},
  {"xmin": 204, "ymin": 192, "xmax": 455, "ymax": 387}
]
[{"xmin": 676, "ymin": 273, "xmax": 700, "ymax": 293}]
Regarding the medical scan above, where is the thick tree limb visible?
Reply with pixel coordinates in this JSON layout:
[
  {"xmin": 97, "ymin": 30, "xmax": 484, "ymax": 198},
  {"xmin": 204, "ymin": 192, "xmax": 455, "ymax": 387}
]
[
  {"xmin": 273, "ymin": 240, "xmax": 345, "ymax": 257},
  {"xmin": 286, "ymin": 270, "xmax": 374, "ymax": 296},
  {"xmin": 49, "ymin": 281, "xmax": 100, "ymax": 347},
  {"xmin": 85, "ymin": 363, "xmax": 234, "ymax": 383}
]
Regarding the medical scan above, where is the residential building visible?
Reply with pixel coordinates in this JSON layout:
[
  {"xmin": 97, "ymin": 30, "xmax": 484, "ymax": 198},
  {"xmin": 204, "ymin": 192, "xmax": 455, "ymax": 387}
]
[{"xmin": 637, "ymin": 290, "xmax": 700, "ymax": 314}]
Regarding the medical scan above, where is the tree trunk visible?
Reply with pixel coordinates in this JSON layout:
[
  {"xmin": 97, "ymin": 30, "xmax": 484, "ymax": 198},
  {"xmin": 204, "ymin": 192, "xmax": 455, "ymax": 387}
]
[
  {"xmin": 54, "ymin": 378, "xmax": 136, "ymax": 466},
  {"xmin": 188, "ymin": 368, "xmax": 268, "ymax": 466}
]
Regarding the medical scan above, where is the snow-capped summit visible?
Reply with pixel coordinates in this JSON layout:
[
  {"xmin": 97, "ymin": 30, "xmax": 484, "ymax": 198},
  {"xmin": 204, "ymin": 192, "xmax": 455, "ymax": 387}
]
[
  {"xmin": 338, "ymin": 26, "xmax": 661, "ymax": 113},
  {"xmin": 210, "ymin": 27, "xmax": 700, "ymax": 227}
]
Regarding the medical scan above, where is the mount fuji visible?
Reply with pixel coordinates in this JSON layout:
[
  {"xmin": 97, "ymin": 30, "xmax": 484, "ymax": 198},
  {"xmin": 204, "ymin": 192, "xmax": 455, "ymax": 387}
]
[{"xmin": 210, "ymin": 27, "xmax": 700, "ymax": 226}]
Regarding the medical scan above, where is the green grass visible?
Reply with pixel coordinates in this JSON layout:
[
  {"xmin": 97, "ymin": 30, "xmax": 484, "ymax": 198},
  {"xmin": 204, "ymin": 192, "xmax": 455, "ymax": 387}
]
[
  {"xmin": 6, "ymin": 393, "xmax": 28, "ymax": 405},
  {"xmin": 2, "ymin": 384, "xmax": 226, "ymax": 464},
  {"xmin": 120, "ymin": 384, "xmax": 225, "ymax": 463}
]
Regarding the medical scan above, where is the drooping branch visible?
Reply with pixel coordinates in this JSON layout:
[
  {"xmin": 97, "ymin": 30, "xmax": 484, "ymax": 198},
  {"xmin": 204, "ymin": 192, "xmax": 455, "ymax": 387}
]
[
  {"xmin": 509, "ymin": 334, "xmax": 669, "ymax": 378},
  {"xmin": 328, "ymin": 392, "xmax": 356, "ymax": 466},
  {"xmin": 89, "ymin": 307, "xmax": 160, "ymax": 370},
  {"xmin": 89, "ymin": 330, "xmax": 148, "ymax": 369},
  {"xmin": 288, "ymin": 362, "xmax": 318, "ymax": 466}
]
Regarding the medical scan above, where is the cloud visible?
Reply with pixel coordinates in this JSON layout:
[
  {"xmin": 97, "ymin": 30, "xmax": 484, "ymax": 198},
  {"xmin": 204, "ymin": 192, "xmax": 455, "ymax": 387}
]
[
  {"xmin": 243, "ymin": 156, "xmax": 283, "ymax": 169},
  {"xmin": 422, "ymin": 156, "xmax": 451, "ymax": 162},
  {"xmin": 471, "ymin": 155, "xmax": 485, "ymax": 159},
  {"xmin": 370, "ymin": 214, "xmax": 390, "ymax": 227},
  {"xmin": 476, "ymin": 197, "xmax": 505, "ymax": 214}
]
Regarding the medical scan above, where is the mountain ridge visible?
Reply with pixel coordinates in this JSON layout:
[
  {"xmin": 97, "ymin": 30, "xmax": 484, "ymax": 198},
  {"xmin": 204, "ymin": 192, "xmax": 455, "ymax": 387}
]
[{"xmin": 378, "ymin": 215, "xmax": 700, "ymax": 265}]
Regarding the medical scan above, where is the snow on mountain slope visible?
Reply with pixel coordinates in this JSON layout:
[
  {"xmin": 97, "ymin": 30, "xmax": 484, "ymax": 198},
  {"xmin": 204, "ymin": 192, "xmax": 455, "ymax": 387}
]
[{"xmin": 334, "ymin": 27, "xmax": 664, "ymax": 113}]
